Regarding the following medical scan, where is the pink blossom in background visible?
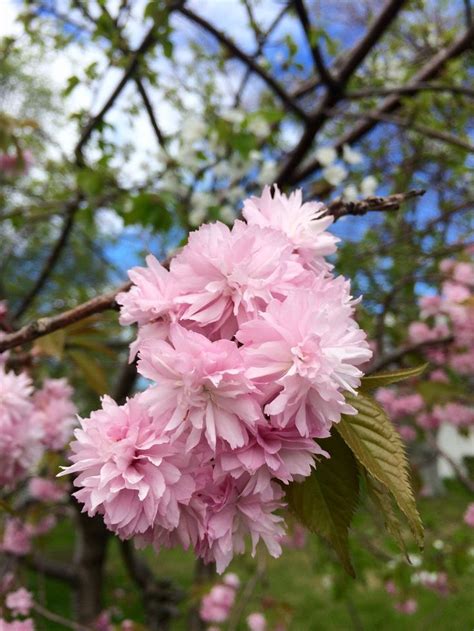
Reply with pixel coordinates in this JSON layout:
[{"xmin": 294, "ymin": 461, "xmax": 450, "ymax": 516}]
[
  {"xmin": 0, "ymin": 367, "xmax": 43, "ymax": 487},
  {"xmin": 464, "ymin": 503, "xmax": 474, "ymax": 527},
  {"xmin": 222, "ymin": 573, "xmax": 240, "ymax": 589},
  {"xmin": 1, "ymin": 519, "xmax": 31, "ymax": 556},
  {"xmin": 398, "ymin": 425, "xmax": 417, "ymax": 442},
  {"xmin": 429, "ymin": 369, "xmax": 449, "ymax": 383},
  {"xmin": 394, "ymin": 599, "xmax": 418, "ymax": 615},
  {"xmin": 28, "ymin": 477, "xmax": 66, "ymax": 503},
  {"xmin": 246, "ymin": 612, "xmax": 267, "ymax": 631},
  {"xmin": 408, "ymin": 321, "xmax": 434, "ymax": 344},
  {"xmin": 33, "ymin": 378, "xmax": 76, "ymax": 451},
  {"xmin": 29, "ymin": 515, "xmax": 57, "ymax": 537},
  {"xmin": 242, "ymin": 185, "xmax": 338, "ymax": 265},
  {"xmin": 385, "ymin": 580, "xmax": 397, "ymax": 595},
  {"xmin": 5, "ymin": 588, "xmax": 33, "ymax": 616},
  {"xmin": 0, "ymin": 151, "xmax": 32, "ymax": 177},
  {"xmin": 453, "ymin": 262, "xmax": 474, "ymax": 286},
  {"xmin": 200, "ymin": 583, "xmax": 236, "ymax": 623},
  {"xmin": 0, "ymin": 619, "xmax": 35, "ymax": 630},
  {"xmin": 281, "ymin": 523, "xmax": 307, "ymax": 549},
  {"xmin": 0, "ymin": 572, "xmax": 15, "ymax": 594},
  {"xmin": 61, "ymin": 395, "xmax": 195, "ymax": 539},
  {"xmin": 433, "ymin": 403, "xmax": 474, "ymax": 428}
]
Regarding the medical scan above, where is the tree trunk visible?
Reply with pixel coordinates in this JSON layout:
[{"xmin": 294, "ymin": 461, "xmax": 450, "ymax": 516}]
[{"xmin": 73, "ymin": 508, "xmax": 109, "ymax": 624}]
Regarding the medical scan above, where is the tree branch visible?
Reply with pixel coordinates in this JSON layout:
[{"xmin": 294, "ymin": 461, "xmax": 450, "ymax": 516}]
[
  {"xmin": 177, "ymin": 6, "xmax": 307, "ymax": 120},
  {"xmin": 14, "ymin": 197, "xmax": 81, "ymax": 320},
  {"xmin": 368, "ymin": 336, "xmax": 454, "ymax": 373},
  {"xmin": 345, "ymin": 82, "xmax": 474, "ymax": 99},
  {"xmin": 277, "ymin": 0, "xmax": 406, "ymax": 186},
  {"xmin": 0, "ymin": 282, "xmax": 131, "ymax": 353},
  {"xmin": 292, "ymin": 0, "xmax": 336, "ymax": 89},
  {"xmin": 326, "ymin": 188, "xmax": 425, "ymax": 220},
  {"xmin": 292, "ymin": 24, "xmax": 474, "ymax": 184}
]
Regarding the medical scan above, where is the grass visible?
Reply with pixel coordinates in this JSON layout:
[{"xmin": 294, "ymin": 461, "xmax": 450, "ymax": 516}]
[{"xmin": 27, "ymin": 480, "xmax": 474, "ymax": 630}]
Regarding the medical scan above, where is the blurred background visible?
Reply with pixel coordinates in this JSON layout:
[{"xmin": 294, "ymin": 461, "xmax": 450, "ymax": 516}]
[{"xmin": 0, "ymin": 0, "xmax": 473, "ymax": 629}]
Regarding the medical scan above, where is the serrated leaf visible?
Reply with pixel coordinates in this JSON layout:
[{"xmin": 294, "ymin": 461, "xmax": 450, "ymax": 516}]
[
  {"xmin": 34, "ymin": 329, "xmax": 66, "ymax": 359},
  {"xmin": 364, "ymin": 472, "xmax": 408, "ymax": 560},
  {"xmin": 68, "ymin": 349, "xmax": 108, "ymax": 395},
  {"xmin": 361, "ymin": 364, "xmax": 427, "ymax": 391},
  {"xmin": 337, "ymin": 392, "xmax": 423, "ymax": 547},
  {"xmin": 286, "ymin": 432, "xmax": 359, "ymax": 576}
]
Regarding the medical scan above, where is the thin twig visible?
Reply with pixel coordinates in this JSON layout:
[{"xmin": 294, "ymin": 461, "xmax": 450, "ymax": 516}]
[
  {"xmin": 326, "ymin": 189, "xmax": 425, "ymax": 220},
  {"xmin": 177, "ymin": 6, "xmax": 307, "ymax": 120},
  {"xmin": 368, "ymin": 336, "xmax": 454, "ymax": 373},
  {"xmin": 33, "ymin": 602, "xmax": 92, "ymax": 631}
]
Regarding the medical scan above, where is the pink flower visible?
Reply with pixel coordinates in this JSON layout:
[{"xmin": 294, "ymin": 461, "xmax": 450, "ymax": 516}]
[
  {"xmin": 215, "ymin": 424, "xmax": 324, "ymax": 484},
  {"xmin": 6, "ymin": 588, "xmax": 33, "ymax": 616},
  {"xmin": 238, "ymin": 282, "xmax": 371, "ymax": 437},
  {"xmin": 385, "ymin": 580, "xmax": 397, "ymax": 595},
  {"xmin": 171, "ymin": 221, "xmax": 309, "ymax": 337},
  {"xmin": 430, "ymin": 369, "xmax": 448, "ymax": 383},
  {"xmin": 1, "ymin": 519, "xmax": 31, "ymax": 556},
  {"xmin": 398, "ymin": 425, "xmax": 417, "ymax": 442},
  {"xmin": 464, "ymin": 503, "xmax": 474, "ymax": 527},
  {"xmin": 281, "ymin": 523, "xmax": 307, "ymax": 549},
  {"xmin": 222, "ymin": 572, "xmax": 240, "ymax": 589},
  {"xmin": 117, "ymin": 255, "xmax": 179, "ymax": 327},
  {"xmin": 197, "ymin": 475, "xmax": 285, "ymax": 573},
  {"xmin": 242, "ymin": 185, "xmax": 338, "ymax": 265},
  {"xmin": 0, "ymin": 619, "xmax": 35, "ymax": 630},
  {"xmin": 138, "ymin": 324, "xmax": 261, "ymax": 450},
  {"xmin": 408, "ymin": 322, "xmax": 434, "ymax": 344},
  {"xmin": 33, "ymin": 378, "xmax": 76, "ymax": 451},
  {"xmin": 0, "ymin": 151, "xmax": 32, "ymax": 177},
  {"xmin": 394, "ymin": 599, "xmax": 417, "ymax": 615},
  {"xmin": 433, "ymin": 403, "xmax": 474, "ymax": 428},
  {"xmin": 453, "ymin": 262, "xmax": 474, "ymax": 286},
  {"xmin": 246, "ymin": 612, "xmax": 267, "ymax": 631},
  {"xmin": 28, "ymin": 477, "xmax": 66, "ymax": 503},
  {"xmin": 61, "ymin": 395, "xmax": 195, "ymax": 538},
  {"xmin": 419, "ymin": 295, "xmax": 441, "ymax": 317},
  {"xmin": 200, "ymin": 584, "xmax": 236, "ymax": 623}
]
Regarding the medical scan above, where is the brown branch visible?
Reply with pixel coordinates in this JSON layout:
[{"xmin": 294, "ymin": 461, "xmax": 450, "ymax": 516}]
[
  {"xmin": 135, "ymin": 77, "xmax": 168, "ymax": 150},
  {"xmin": 33, "ymin": 602, "xmax": 92, "ymax": 631},
  {"xmin": 326, "ymin": 189, "xmax": 425, "ymax": 220},
  {"xmin": 120, "ymin": 540, "xmax": 183, "ymax": 631},
  {"xmin": 0, "ymin": 281, "xmax": 131, "ymax": 352},
  {"xmin": 14, "ymin": 197, "xmax": 81, "ymax": 320},
  {"xmin": 336, "ymin": 110, "xmax": 474, "ymax": 153},
  {"xmin": 277, "ymin": 0, "xmax": 406, "ymax": 186},
  {"xmin": 74, "ymin": 24, "xmax": 159, "ymax": 164},
  {"xmin": 292, "ymin": 0, "xmax": 336, "ymax": 89},
  {"xmin": 177, "ymin": 6, "xmax": 307, "ymax": 120},
  {"xmin": 22, "ymin": 553, "xmax": 79, "ymax": 585},
  {"xmin": 345, "ymin": 82, "xmax": 474, "ymax": 99},
  {"xmin": 368, "ymin": 336, "xmax": 454, "ymax": 373},
  {"xmin": 292, "ymin": 24, "xmax": 474, "ymax": 184}
]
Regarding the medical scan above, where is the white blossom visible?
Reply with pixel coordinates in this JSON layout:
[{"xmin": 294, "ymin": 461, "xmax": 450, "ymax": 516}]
[
  {"xmin": 96, "ymin": 208, "xmax": 124, "ymax": 237},
  {"xmin": 315, "ymin": 146, "xmax": 337, "ymax": 167},
  {"xmin": 322, "ymin": 164, "xmax": 348, "ymax": 186},
  {"xmin": 247, "ymin": 116, "xmax": 270, "ymax": 138},
  {"xmin": 360, "ymin": 175, "xmax": 378, "ymax": 196},
  {"xmin": 343, "ymin": 184, "xmax": 358, "ymax": 201},
  {"xmin": 343, "ymin": 144, "xmax": 363, "ymax": 165}
]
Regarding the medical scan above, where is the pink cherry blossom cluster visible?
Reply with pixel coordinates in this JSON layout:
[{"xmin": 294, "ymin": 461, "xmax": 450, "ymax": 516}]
[
  {"xmin": 410, "ymin": 256, "xmax": 474, "ymax": 375},
  {"xmin": 0, "ymin": 582, "xmax": 34, "ymax": 630},
  {"xmin": 464, "ymin": 503, "xmax": 474, "ymax": 527},
  {"xmin": 200, "ymin": 572, "xmax": 240, "ymax": 624},
  {"xmin": 0, "ymin": 365, "xmax": 76, "ymax": 488},
  {"xmin": 62, "ymin": 186, "xmax": 372, "ymax": 572}
]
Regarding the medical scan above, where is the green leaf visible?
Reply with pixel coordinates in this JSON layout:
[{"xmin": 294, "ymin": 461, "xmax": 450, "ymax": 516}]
[
  {"xmin": 68, "ymin": 349, "xmax": 108, "ymax": 395},
  {"xmin": 286, "ymin": 432, "xmax": 359, "ymax": 576},
  {"xmin": 77, "ymin": 168, "xmax": 105, "ymax": 196},
  {"xmin": 361, "ymin": 364, "xmax": 427, "ymax": 391},
  {"xmin": 34, "ymin": 329, "xmax": 66, "ymax": 359},
  {"xmin": 364, "ymin": 472, "xmax": 408, "ymax": 560},
  {"xmin": 124, "ymin": 192, "xmax": 173, "ymax": 231},
  {"xmin": 337, "ymin": 392, "xmax": 423, "ymax": 547}
]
